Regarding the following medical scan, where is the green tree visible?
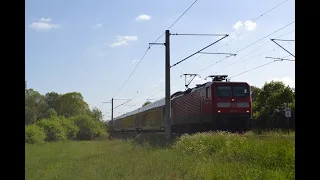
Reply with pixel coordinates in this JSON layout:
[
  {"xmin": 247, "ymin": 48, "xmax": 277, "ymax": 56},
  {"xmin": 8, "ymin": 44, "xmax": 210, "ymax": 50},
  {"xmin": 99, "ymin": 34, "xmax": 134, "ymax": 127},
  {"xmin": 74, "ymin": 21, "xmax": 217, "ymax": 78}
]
[
  {"xmin": 42, "ymin": 108, "xmax": 58, "ymax": 119},
  {"xmin": 253, "ymin": 81, "xmax": 295, "ymax": 128},
  {"xmin": 91, "ymin": 107, "xmax": 103, "ymax": 121},
  {"xmin": 250, "ymin": 86, "xmax": 261, "ymax": 102},
  {"xmin": 25, "ymin": 89, "xmax": 48, "ymax": 124},
  {"xmin": 142, "ymin": 101, "xmax": 152, "ymax": 107},
  {"xmin": 45, "ymin": 92, "xmax": 60, "ymax": 109},
  {"xmin": 54, "ymin": 92, "xmax": 90, "ymax": 117}
]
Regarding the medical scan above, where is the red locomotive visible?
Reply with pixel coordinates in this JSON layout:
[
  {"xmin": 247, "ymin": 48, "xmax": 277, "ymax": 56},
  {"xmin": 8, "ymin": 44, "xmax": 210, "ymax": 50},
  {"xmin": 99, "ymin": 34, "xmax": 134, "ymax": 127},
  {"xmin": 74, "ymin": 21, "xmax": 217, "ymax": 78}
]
[{"xmin": 111, "ymin": 75, "xmax": 252, "ymax": 133}]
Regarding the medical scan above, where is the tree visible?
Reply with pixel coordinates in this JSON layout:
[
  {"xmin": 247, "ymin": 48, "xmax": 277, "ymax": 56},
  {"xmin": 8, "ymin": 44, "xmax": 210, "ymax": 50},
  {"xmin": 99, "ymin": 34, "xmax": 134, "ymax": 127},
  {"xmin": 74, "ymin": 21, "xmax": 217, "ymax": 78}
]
[
  {"xmin": 250, "ymin": 86, "xmax": 261, "ymax": 102},
  {"xmin": 45, "ymin": 92, "xmax": 60, "ymax": 109},
  {"xmin": 142, "ymin": 101, "xmax": 152, "ymax": 107},
  {"xmin": 253, "ymin": 81, "xmax": 295, "ymax": 129},
  {"xmin": 25, "ymin": 89, "xmax": 48, "ymax": 124},
  {"xmin": 54, "ymin": 92, "xmax": 90, "ymax": 118},
  {"xmin": 91, "ymin": 107, "xmax": 103, "ymax": 121}
]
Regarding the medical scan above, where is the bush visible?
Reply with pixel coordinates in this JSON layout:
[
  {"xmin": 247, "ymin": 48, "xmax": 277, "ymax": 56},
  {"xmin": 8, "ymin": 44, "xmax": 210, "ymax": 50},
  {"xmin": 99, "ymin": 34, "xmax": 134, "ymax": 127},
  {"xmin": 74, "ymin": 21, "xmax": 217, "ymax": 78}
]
[
  {"xmin": 58, "ymin": 116, "xmax": 80, "ymax": 140},
  {"xmin": 174, "ymin": 132, "xmax": 294, "ymax": 171},
  {"xmin": 43, "ymin": 116, "xmax": 79, "ymax": 140},
  {"xmin": 36, "ymin": 119, "xmax": 68, "ymax": 141},
  {"xmin": 25, "ymin": 124, "xmax": 46, "ymax": 144},
  {"xmin": 71, "ymin": 115, "xmax": 107, "ymax": 140}
]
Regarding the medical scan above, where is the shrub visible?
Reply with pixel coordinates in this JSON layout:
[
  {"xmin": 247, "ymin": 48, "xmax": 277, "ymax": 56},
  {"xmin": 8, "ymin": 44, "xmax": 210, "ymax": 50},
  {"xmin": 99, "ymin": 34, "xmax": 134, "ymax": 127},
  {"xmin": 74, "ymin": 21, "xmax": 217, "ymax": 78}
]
[
  {"xmin": 25, "ymin": 124, "xmax": 46, "ymax": 144},
  {"xmin": 173, "ymin": 132, "xmax": 294, "ymax": 171},
  {"xmin": 36, "ymin": 119, "xmax": 67, "ymax": 141},
  {"xmin": 71, "ymin": 115, "xmax": 107, "ymax": 140},
  {"xmin": 57, "ymin": 116, "xmax": 79, "ymax": 140}
]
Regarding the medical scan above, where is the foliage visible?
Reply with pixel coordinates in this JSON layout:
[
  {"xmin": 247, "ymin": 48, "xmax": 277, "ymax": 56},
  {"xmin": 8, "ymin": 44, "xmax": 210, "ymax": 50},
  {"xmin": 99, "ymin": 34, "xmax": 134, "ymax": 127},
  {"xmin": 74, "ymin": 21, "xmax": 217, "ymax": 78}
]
[
  {"xmin": 251, "ymin": 81, "xmax": 295, "ymax": 129},
  {"xmin": 25, "ymin": 89, "xmax": 48, "ymax": 124},
  {"xmin": 45, "ymin": 92, "xmax": 60, "ymax": 109},
  {"xmin": 54, "ymin": 92, "xmax": 90, "ymax": 118},
  {"xmin": 142, "ymin": 101, "xmax": 152, "ymax": 107},
  {"xmin": 46, "ymin": 116, "xmax": 80, "ymax": 140},
  {"xmin": 90, "ymin": 107, "xmax": 103, "ymax": 121},
  {"xmin": 42, "ymin": 108, "xmax": 58, "ymax": 119},
  {"xmin": 25, "ymin": 124, "xmax": 47, "ymax": 144},
  {"xmin": 36, "ymin": 118, "xmax": 68, "ymax": 141},
  {"xmin": 71, "ymin": 115, "xmax": 107, "ymax": 140},
  {"xmin": 25, "ymin": 132, "xmax": 295, "ymax": 180}
]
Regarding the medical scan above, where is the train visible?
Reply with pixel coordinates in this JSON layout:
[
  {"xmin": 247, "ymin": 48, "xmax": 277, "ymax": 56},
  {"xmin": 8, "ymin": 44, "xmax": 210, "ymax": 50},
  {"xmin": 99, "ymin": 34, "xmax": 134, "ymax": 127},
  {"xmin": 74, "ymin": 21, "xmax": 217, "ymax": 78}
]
[{"xmin": 109, "ymin": 75, "xmax": 252, "ymax": 134}]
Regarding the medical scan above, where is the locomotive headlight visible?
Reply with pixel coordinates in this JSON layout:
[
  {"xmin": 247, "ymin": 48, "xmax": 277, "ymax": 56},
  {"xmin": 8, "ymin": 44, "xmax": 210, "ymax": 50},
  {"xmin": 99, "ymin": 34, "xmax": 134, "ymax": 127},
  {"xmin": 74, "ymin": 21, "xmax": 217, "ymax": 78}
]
[
  {"xmin": 246, "ymin": 110, "xmax": 250, "ymax": 113},
  {"xmin": 218, "ymin": 110, "xmax": 221, "ymax": 113}
]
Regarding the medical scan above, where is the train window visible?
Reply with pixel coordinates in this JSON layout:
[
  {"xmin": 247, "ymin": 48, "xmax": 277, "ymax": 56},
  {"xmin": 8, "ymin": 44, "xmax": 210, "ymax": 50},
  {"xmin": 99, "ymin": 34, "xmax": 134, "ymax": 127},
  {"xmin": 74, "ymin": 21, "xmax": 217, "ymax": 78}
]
[
  {"xmin": 217, "ymin": 86, "xmax": 232, "ymax": 97},
  {"xmin": 234, "ymin": 86, "xmax": 249, "ymax": 97},
  {"xmin": 205, "ymin": 87, "xmax": 210, "ymax": 98}
]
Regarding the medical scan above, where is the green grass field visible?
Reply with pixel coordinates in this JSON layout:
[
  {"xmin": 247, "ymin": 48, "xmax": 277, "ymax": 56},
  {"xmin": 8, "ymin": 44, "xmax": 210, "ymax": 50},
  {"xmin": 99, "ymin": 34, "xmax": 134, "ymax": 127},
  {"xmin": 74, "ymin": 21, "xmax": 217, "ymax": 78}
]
[{"xmin": 25, "ymin": 131, "xmax": 295, "ymax": 180}]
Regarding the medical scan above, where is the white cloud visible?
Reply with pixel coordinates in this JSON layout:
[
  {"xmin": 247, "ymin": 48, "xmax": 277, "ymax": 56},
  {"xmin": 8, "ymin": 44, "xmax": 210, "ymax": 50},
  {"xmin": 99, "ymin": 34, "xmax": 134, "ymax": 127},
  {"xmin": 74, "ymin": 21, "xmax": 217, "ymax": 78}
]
[
  {"xmin": 110, "ymin": 36, "xmax": 138, "ymax": 47},
  {"xmin": 135, "ymin": 14, "xmax": 151, "ymax": 21},
  {"xmin": 232, "ymin": 21, "xmax": 243, "ymax": 30},
  {"xmin": 232, "ymin": 20, "xmax": 257, "ymax": 31},
  {"xmin": 29, "ymin": 17, "xmax": 60, "ymax": 31},
  {"xmin": 94, "ymin": 23, "xmax": 103, "ymax": 28},
  {"xmin": 244, "ymin": 20, "xmax": 257, "ymax": 31},
  {"xmin": 132, "ymin": 59, "xmax": 138, "ymax": 64}
]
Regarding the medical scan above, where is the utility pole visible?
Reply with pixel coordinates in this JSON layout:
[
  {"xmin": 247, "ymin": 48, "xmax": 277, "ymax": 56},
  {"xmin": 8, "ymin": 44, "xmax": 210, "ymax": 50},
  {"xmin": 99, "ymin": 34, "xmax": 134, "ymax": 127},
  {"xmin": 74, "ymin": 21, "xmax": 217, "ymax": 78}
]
[
  {"xmin": 149, "ymin": 30, "xmax": 172, "ymax": 139},
  {"xmin": 111, "ymin": 98, "xmax": 113, "ymax": 126},
  {"xmin": 165, "ymin": 30, "xmax": 171, "ymax": 139},
  {"xmin": 102, "ymin": 98, "xmax": 131, "ymax": 132}
]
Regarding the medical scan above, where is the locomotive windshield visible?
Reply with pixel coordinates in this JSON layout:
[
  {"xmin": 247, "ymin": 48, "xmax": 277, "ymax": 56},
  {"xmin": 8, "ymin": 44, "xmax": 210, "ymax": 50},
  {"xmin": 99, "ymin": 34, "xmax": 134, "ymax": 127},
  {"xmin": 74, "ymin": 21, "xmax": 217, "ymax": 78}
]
[
  {"xmin": 216, "ymin": 86, "xmax": 232, "ymax": 97},
  {"xmin": 216, "ymin": 85, "xmax": 249, "ymax": 97},
  {"xmin": 233, "ymin": 86, "xmax": 249, "ymax": 97}
]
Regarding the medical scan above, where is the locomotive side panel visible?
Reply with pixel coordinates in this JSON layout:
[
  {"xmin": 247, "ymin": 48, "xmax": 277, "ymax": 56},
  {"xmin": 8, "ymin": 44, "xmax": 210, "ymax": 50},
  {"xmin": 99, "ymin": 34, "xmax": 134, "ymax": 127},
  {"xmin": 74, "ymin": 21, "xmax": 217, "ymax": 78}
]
[
  {"xmin": 201, "ymin": 84, "xmax": 214, "ymax": 123},
  {"xmin": 172, "ymin": 90, "xmax": 202, "ymax": 125}
]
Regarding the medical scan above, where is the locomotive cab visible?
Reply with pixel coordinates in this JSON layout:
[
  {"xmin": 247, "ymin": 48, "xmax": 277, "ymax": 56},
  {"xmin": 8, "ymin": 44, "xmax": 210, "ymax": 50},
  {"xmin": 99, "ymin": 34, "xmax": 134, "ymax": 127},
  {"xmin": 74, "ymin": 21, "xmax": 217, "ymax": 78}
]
[{"xmin": 208, "ymin": 75, "xmax": 252, "ymax": 131}]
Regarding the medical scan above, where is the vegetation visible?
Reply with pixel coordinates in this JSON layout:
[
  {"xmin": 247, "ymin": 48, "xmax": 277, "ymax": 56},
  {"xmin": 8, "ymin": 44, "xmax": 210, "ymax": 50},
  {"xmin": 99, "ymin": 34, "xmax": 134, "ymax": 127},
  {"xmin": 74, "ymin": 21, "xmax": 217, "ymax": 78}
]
[
  {"xmin": 25, "ymin": 80, "xmax": 294, "ymax": 179},
  {"xmin": 250, "ymin": 81, "xmax": 295, "ymax": 130},
  {"xmin": 25, "ymin": 81, "xmax": 107, "ymax": 144},
  {"xmin": 25, "ymin": 131, "xmax": 294, "ymax": 180},
  {"xmin": 142, "ymin": 100, "xmax": 152, "ymax": 107}
]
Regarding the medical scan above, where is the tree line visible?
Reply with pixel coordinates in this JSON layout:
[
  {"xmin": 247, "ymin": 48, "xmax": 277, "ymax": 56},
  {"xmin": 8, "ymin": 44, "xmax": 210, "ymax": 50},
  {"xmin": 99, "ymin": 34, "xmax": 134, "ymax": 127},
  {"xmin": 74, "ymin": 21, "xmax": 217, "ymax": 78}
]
[
  {"xmin": 25, "ymin": 81, "xmax": 107, "ymax": 144},
  {"xmin": 25, "ymin": 80, "xmax": 295, "ymax": 144}
]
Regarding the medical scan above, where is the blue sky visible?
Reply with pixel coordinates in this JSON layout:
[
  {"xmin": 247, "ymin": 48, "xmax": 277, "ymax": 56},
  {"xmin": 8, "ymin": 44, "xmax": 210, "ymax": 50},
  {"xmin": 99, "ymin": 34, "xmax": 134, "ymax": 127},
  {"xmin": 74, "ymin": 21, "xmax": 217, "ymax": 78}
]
[{"xmin": 25, "ymin": 0, "xmax": 295, "ymax": 120}]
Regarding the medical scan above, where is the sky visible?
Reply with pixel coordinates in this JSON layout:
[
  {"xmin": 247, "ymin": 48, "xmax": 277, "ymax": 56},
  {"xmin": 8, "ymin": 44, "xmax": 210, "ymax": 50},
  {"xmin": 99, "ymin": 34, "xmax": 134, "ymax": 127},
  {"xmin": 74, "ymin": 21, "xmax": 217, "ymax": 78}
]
[{"xmin": 25, "ymin": 0, "xmax": 295, "ymax": 120}]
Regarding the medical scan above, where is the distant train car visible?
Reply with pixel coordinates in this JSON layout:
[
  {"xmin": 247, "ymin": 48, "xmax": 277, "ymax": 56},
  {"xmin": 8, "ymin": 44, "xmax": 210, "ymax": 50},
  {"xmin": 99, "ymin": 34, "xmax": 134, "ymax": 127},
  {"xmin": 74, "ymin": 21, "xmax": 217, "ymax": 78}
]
[
  {"xmin": 111, "ymin": 75, "xmax": 252, "ymax": 134},
  {"xmin": 113, "ymin": 99, "xmax": 165, "ymax": 132}
]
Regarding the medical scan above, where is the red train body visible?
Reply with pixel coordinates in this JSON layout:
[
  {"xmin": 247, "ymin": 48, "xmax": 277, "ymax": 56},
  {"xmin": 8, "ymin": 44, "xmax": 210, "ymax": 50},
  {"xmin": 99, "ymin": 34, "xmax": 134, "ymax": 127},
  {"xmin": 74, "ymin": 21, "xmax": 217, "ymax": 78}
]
[
  {"xmin": 171, "ymin": 81, "xmax": 252, "ymax": 133},
  {"xmin": 112, "ymin": 76, "xmax": 252, "ymax": 133}
]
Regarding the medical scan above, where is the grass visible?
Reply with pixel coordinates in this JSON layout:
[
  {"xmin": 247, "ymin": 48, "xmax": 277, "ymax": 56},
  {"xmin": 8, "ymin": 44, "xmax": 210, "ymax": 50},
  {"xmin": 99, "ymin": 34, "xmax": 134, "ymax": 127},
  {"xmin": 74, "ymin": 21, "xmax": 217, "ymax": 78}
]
[{"xmin": 25, "ymin": 131, "xmax": 295, "ymax": 180}]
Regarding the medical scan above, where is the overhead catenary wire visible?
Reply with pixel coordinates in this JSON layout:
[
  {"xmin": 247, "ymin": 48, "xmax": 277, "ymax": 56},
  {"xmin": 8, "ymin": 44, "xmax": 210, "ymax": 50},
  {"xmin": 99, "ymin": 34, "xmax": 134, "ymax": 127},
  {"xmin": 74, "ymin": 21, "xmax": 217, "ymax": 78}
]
[
  {"xmin": 143, "ymin": 0, "xmax": 292, "ymax": 97},
  {"xmin": 229, "ymin": 55, "xmax": 292, "ymax": 78},
  {"xmin": 128, "ymin": 0, "xmax": 293, "ymax": 104},
  {"xmin": 114, "ymin": 0, "xmax": 200, "ymax": 111},
  {"xmin": 171, "ymin": 34, "xmax": 229, "ymax": 67},
  {"xmin": 227, "ymin": 30, "xmax": 294, "ymax": 67},
  {"xmin": 197, "ymin": 21, "xmax": 295, "ymax": 73},
  {"xmin": 148, "ymin": 27, "xmax": 294, "ymax": 99},
  {"xmin": 193, "ymin": 0, "xmax": 291, "ymax": 65}
]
